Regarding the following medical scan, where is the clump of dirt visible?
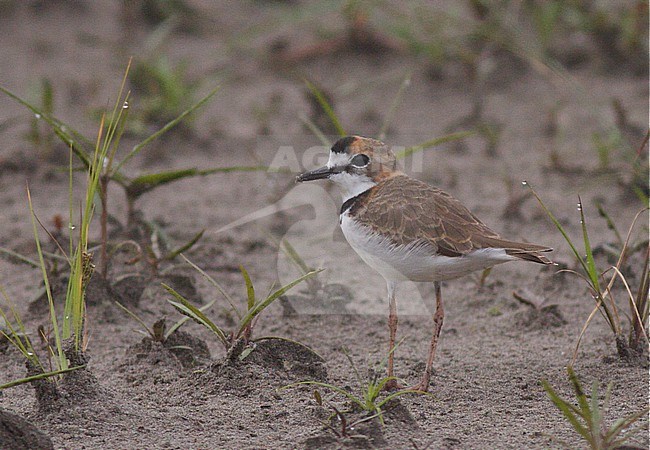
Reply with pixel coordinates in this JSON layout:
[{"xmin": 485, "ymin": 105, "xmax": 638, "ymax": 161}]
[
  {"xmin": 111, "ymin": 271, "xmax": 200, "ymax": 311},
  {"xmin": 123, "ymin": 338, "xmax": 182, "ymax": 370},
  {"xmin": 512, "ymin": 288, "xmax": 567, "ymax": 330},
  {"xmin": 59, "ymin": 339, "xmax": 100, "ymax": 399},
  {"xmin": 156, "ymin": 273, "xmax": 199, "ymax": 303},
  {"xmin": 164, "ymin": 329, "xmax": 211, "ymax": 368},
  {"xmin": 207, "ymin": 338, "xmax": 327, "ymax": 393},
  {"xmin": 514, "ymin": 304, "xmax": 567, "ymax": 329},
  {"xmin": 25, "ymin": 339, "xmax": 100, "ymax": 414},
  {"xmin": 25, "ymin": 360, "xmax": 61, "ymax": 414},
  {"xmin": 0, "ymin": 408, "xmax": 53, "ymax": 450},
  {"xmin": 123, "ymin": 329, "xmax": 210, "ymax": 370},
  {"xmin": 303, "ymin": 399, "xmax": 418, "ymax": 449},
  {"xmin": 0, "ymin": 334, "xmax": 8, "ymax": 353},
  {"xmin": 612, "ymin": 336, "xmax": 650, "ymax": 368},
  {"xmin": 243, "ymin": 338, "xmax": 327, "ymax": 379},
  {"xmin": 111, "ymin": 274, "xmax": 147, "ymax": 307}
]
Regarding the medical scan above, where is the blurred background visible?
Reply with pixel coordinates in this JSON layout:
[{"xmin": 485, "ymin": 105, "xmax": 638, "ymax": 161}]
[
  {"xmin": 0, "ymin": 0, "xmax": 647, "ymax": 252},
  {"xmin": 0, "ymin": 5, "xmax": 648, "ymax": 448}
]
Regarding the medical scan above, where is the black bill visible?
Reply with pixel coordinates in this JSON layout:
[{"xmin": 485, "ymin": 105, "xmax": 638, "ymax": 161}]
[{"xmin": 296, "ymin": 166, "xmax": 341, "ymax": 182}]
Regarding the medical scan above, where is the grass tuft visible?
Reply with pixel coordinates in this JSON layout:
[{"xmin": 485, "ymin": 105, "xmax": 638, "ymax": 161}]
[
  {"xmin": 542, "ymin": 366, "xmax": 649, "ymax": 449},
  {"xmin": 526, "ymin": 183, "xmax": 649, "ymax": 362},
  {"xmin": 166, "ymin": 254, "xmax": 321, "ymax": 359},
  {"xmin": 282, "ymin": 344, "xmax": 428, "ymax": 425}
]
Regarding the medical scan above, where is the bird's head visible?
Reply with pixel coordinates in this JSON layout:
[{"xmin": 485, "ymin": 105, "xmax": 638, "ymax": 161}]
[{"xmin": 297, "ymin": 136, "xmax": 398, "ymax": 200}]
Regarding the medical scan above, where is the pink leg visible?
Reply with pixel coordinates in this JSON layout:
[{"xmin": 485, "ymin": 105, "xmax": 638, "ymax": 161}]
[
  {"xmin": 384, "ymin": 282, "xmax": 402, "ymax": 390},
  {"xmin": 410, "ymin": 281, "xmax": 444, "ymax": 392},
  {"xmin": 387, "ymin": 282, "xmax": 397, "ymax": 377}
]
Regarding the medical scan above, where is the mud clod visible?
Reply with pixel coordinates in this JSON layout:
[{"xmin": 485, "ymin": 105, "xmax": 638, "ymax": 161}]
[{"xmin": 0, "ymin": 408, "xmax": 54, "ymax": 450}]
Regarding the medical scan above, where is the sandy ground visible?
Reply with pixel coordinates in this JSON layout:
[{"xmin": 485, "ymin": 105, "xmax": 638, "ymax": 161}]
[{"xmin": 0, "ymin": 2, "xmax": 648, "ymax": 449}]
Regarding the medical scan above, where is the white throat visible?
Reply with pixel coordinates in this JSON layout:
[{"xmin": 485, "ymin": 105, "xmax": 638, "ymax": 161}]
[{"xmin": 330, "ymin": 172, "xmax": 376, "ymax": 202}]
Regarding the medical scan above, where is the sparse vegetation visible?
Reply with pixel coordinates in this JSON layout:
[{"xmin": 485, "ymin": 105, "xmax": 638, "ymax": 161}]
[
  {"xmin": 303, "ymin": 75, "xmax": 475, "ymax": 157},
  {"xmin": 283, "ymin": 346, "xmax": 426, "ymax": 426},
  {"xmin": 527, "ymin": 184, "xmax": 649, "ymax": 362},
  {"xmin": 0, "ymin": 62, "xmax": 267, "ymax": 279},
  {"xmin": 130, "ymin": 55, "xmax": 202, "ymax": 130},
  {"xmin": 25, "ymin": 78, "xmax": 55, "ymax": 158},
  {"xmin": 166, "ymin": 255, "xmax": 321, "ymax": 360},
  {"xmin": 115, "ymin": 298, "xmax": 214, "ymax": 343},
  {"xmin": 542, "ymin": 366, "xmax": 649, "ymax": 450},
  {"xmin": 0, "ymin": 92, "xmax": 110, "ymax": 393}
]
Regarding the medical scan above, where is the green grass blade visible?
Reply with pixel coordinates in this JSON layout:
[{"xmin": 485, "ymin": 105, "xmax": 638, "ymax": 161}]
[
  {"xmin": 180, "ymin": 254, "xmax": 241, "ymax": 320},
  {"xmin": 377, "ymin": 336, "xmax": 405, "ymax": 372},
  {"xmin": 303, "ymin": 79, "xmax": 346, "ymax": 137},
  {"xmin": 280, "ymin": 238, "xmax": 312, "ymax": 276},
  {"xmin": 164, "ymin": 283, "xmax": 229, "ymax": 347},
  {"xmin": 577, "ymin": 197, "xmax": 599, "ymax": 290},
  {"xmin": 0, "ymin": 365, "xmax": 86, "ymax": 390},
  {"xmin": 238, "ymin": 269, "xmax": 322, "ymax": 335},
  {"xmin": 373, "ymin": 376, "xmax": 397, "ymax": 396},
  {"xmin": 114, "ymin": 301, "xmax": 153, "ymax": 337},
  {"xmin": 27, "ymin": 186, "xmax": 66, "ymax": 370},
  {"xmin": 606, "ymin": 408, "xmax": 650, "ymax": 439},
  {"xmin": 65, "ymin": 105, "xmax": 108, "ymax": 349},
  {"xmin": 240, "ymin": 266, "xmax": 255, "ymax": 311},
  {"xmin": 41, "ymin": 78, "xmax": 54, "ymax": 116},
  {"xmin": 0, "ymin": 329, "xmax": 31, "ymax": 363},
  {"xmin": 62, "ymin": 247, "xmax": 82, "ymax": 342},
  {"xmin": 633, "ymin": 247, "xmax": 649, "ymax": 338},
  {"xmin": 377, "ymin": 387, "xmax": 429, "ymax": 408},
  {"xmin": 197, "ymin": 166, "xmax": 270, "ymax": 175},
  {"xmin": 114, "ymin": 85, "xmax": 221, "ymax": 174},
  {"xmin": 126, "ymin": 166, "xmax": 267, "ymax": 201},
  {"xmin": 103, "ymin": 59, "xmax": 132, "ymax": 174},
  {"xmin": 298, "ymin": 112, "xmax": 331, "ymax": 147},
  {"xmin": 162, "ymin": 229, "xmax": 204, "ymax": 261},
  {"xmin": 282, "ymin": 380, "xmax": 366, "ymax": 410},
  {"xmin": 595, "ymin": 202, "xmax": 623, "ymax": 246},
  {"xmin": 261, "ymin": 269, "xmax": 322, "ymax": 307},
  {"xmin": 68, "ymin": 147, "xmax": 74, "ymax": 259},
  {"xmin": 0, "ymin": 289, "xmax": 41, "ymax": 369},
  {"xmin": 341, "ymin": 348, "xmax": 363, "ymax": 387},
  {"xmin": 394, "ymin": 131, "xmax": 476, "ymax": 160},
  {"xmin": 567, "ymin": 367, "xmax": 591, "ymax": 419},
  {"xmin": 526, "ymin": 184, "xmax": 591, "ymax": 276},
  {"xmin": 632, "ymin": 185, "xmax": 649, "ymax": 206},
  {"xmin": 0, "ymin": 85, "xmax": 93, "ymax": 167},
  {"xmin": 126, "ymin": 168, "xmax": 202, "ymax": 200},
  {"xmin": 0, "ymin": 247, "xmax": 40, "ymax": 268},
  {"xmin": 165, "ymin": 298, "xmax": 216, "ymax": 339},
  {"xmin": 588, "ymin": 381, "xmax": 601, "ymax": 435},
  {"xmin": 542, "ymin": 378, "xmax": 591, "ymax": 441}
]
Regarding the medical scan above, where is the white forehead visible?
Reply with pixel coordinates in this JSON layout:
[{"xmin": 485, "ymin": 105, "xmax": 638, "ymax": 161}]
[{"xmin": 327, "ymin": 151, "xmax": 350, "ymax": 168}]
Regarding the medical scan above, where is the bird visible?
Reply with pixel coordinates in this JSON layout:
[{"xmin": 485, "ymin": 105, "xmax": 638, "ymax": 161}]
[{"xmin": 296, "ymin": 135, "xmax": 553, "ymax": 392}]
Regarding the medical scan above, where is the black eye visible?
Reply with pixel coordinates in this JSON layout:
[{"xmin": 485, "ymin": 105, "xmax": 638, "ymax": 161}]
[{"xmin": 350, "ymin": 154, "xmax": 370, "ymax": 167}]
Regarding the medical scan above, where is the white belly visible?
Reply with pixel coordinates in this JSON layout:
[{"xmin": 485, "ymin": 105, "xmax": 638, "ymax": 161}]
[{"xmin": 340, "ymin": 213, "xmax": 516, "ymax": 283}]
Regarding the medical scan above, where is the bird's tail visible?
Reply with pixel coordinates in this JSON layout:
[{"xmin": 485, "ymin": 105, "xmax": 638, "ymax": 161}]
[
  {"xmin": 481, "ymin": 237, "xmax": 554, "ymax": 265},
  {"xmin": 506, "ymin": 247, "xmax": 554, "ymax": 265}
]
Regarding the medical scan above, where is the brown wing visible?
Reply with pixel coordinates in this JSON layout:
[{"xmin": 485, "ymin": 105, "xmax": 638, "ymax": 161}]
[{"xmin": 352, "ymin": 174, "xmax": 552, "ymax": 263}]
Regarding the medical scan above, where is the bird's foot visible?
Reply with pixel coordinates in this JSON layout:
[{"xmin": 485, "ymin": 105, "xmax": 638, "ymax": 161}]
[
  {"xmin": 382, "ymin": 378, "xmax": 406, "ymax": 392},
  {"xmin": 383, "ymin": 378, "xmax": 430, "ymax": 393},
  {"xmin": 403, "ymin": 380, "xmax": 430, "ymax": 393}
]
